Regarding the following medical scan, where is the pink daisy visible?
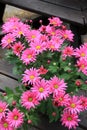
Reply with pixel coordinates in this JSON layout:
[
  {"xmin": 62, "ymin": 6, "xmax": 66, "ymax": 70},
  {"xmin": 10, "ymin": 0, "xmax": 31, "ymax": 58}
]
[
  {"xmin": 61, "ymin": 110, "xmax": 80, "ymax": 129},
  {"xmin": 62, "ymin": 46, "xmax": 74, "ymax": 58},
  {"xmin": 22, "ymin": 68, "xmax": 41, "ymax": 85},
  {"xmin": 61, "ymin": 30, "xmax": 74, "ymax": 41},
  {"xmin": 21, "ymin": 91, "xmax": 39, "ymax": 110},
  {"xmin": 0, "ymin": 101, "xmax": 8, "ymax": 121},
  {"xmin": 76, "ymin": 58, "xmax": 87, "ymax": 75},
  {"xmin": 74, "ymin": 45, "xmax": 87, "ymax": 59},
  {"xmin": 53, "ymin": 92, "xmax": 70, "ymax": 107},
  {"xmin": 65, "ymin": 96, "xmax": 82, "ymax": 114},
  {"xmin": 12, "ymin": 41, "xmax": 25, "ymax": 57},
  {"xmin": 79, "ymin": 96, "xmax": 87, "ymax": 110},
  {"xmin": 48, "ymin": 17, "xmax": 62, "ymax": 27},
  {"xmin": 7, "ymin": 108, "xmax": 24, "ymax": 128},
  {"xmin": 30, "ymin": 40, "xmax": 47, "ymax": 54},
  {"xmin": 48, "ymin": 76, "xmax": 67, "ymax": 95},
  {"xmin": 21, "ymin": 48, "xmax": 37, "ymax": 65},
  {"xmin": 0, "ymin": 117, "xmax": 14, "ymax": 130},
  {"xmin": 31, "ymin": 79, "xmax": 50, "ymax": 101},
  {"xmin": 1, "ymin": 33, "xmax": 15, "ymax": 48}
]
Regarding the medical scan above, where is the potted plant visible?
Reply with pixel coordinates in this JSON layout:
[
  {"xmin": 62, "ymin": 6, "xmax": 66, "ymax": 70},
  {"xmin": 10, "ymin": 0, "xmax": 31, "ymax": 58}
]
[{"xmin": 0, "ymin": 16, "xmax": 87, "ymax": 130}]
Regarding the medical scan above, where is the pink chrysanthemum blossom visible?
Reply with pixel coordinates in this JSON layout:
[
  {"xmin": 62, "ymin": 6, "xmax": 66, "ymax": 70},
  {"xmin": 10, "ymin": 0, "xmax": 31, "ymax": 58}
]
[
  {"xmin": 62, "ymin": 46, "xmax": 74, "ymax": 58},
  {"xmin": 12, "ymin": 42, "xmax": 25, "ymax": 57},
  {"xmin": 74, "ymin": 45, "xmax": 87, "ymax": 59},
  {"xmin": 21, "ymin": 48, "xmax": 37, "ymax": 65},
  {"xmin": 0, "ymin": 117, "xmax": 14, "ymax": 130},
  {"xmin": 61, "ymin": 30, "xmax": 74, "ymax": 41},
  {"xmin": 65, "ymin": 96, "xmax": 82, "ymax": 114},
  {"xmin": 38, "ymin": 65, "xmax": 48, "ymax": 75},
  {"xmin": 48, "ymin": 17, "xmax": 62, "ymax": 26},
  {"xmin": 1, "ymin": 33, "xmax": 15, "ymax": 48},
  {"xmin": 26, "ymin": 29, "xmax": 41, "ymax": 42},
  {"xmin": 61, "ymin": 110, "xmax": 80, "ymax": 129},
  {"xmin": 76, "ymin": 58, "xmax": 87, "ymax": 75},
  {"xmin": 48, "ymin": 76, "xmax": 67, "ymax": 95},
  {"xmin": 31, "ymin": 79, "xmax": 50, "ymax": 101},
  {"xmin": 79, "ymin": 96, "xmax": 87, "ymax": 110},
  {"xmin": 30, "ymin": 40, "xmax": 47, "ymax": 54},
  {"xmin": 53, "ymin": 92, "xmax": 70, "ymax": 107},
  {"xmin": 7, "ymin": 108, "xmax": 24, "ymax": 128},
  {"xmin": 12, "ymin": 22, "xmax": 30, "ymax": 38},
  {"xmin": 21, "ymin": 91, "xmax": 39, "ymax": 109},
  {"xmin": 2, "ymin": 17, "xmax": 20, "ymax": 33},
  {"xmin": 22, "ymin": 68, "xmax": 41, "ymax": 85},
  {"xmin": 0, "ymin": 101, "xmax": 8, "ymax": 121}
]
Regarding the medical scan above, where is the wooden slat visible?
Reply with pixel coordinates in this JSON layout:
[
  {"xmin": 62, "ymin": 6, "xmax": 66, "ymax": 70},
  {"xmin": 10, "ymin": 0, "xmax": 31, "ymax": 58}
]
[
  {"xmin": 0, "ymin": 0, "xmax": 84, "ymax": 25},
  {"xmin": 41, "ymin": 0, "xmax": 81, "ymax": 11}
]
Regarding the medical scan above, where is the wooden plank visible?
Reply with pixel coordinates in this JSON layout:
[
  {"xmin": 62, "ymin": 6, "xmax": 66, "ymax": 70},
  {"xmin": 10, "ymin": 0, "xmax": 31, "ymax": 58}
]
[
  {"xmin": 41, "ymin": 0, "xmax": 81, "ymax": 11},
  {"xmin": 0, "ymin": 47, "xmax": 17, "ymax": 79},
  {"xmin": 0, "ymin": 0, "xmax": 84, "ymax": 25}
]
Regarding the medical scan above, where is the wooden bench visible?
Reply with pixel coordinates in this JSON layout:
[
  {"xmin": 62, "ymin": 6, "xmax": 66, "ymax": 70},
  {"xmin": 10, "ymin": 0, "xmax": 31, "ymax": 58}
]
[{"xmin": 0, "ymin": 1, "xmax": 87, "ymax": 130}]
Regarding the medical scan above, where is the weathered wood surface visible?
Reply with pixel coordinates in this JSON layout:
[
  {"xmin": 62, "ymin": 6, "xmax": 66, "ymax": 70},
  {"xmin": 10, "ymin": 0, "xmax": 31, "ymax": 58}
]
[{"xmin": 0, "ymin": 0, "xmax": 86, "ymax": 25}]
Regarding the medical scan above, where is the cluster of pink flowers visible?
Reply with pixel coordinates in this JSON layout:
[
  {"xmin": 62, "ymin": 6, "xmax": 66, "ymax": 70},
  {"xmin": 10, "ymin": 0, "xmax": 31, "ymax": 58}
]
[
  {"xmin": 0, "ymin": 101, "xmax": 24, "ymax": 129},
  {"xmin": 1, "ymin": 16, "xmax": 87, "ymax": 130}
]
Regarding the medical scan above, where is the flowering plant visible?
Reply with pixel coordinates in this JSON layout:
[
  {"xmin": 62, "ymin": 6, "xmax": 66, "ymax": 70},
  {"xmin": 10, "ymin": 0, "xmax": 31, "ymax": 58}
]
[{"xmin": 0, "ymin": 16, "xmax": 87, "ymax": 130}]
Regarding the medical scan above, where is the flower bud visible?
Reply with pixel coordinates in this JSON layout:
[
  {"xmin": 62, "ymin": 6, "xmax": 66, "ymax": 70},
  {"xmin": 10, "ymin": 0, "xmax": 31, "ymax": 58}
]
[
  {"xmin": 12, "ymin": 101, "xmax": 16, "ymax": 106},
  {"xmin": 28, "ymin": 119, "xmax": 32, "ymax": 124},
  {"xmin": 52, "ymin": 112, "xmax": 56, "ymax": 117},
  {"xmin": 75, "ymin": 80, "xmax": 82, "ymax": 86}
]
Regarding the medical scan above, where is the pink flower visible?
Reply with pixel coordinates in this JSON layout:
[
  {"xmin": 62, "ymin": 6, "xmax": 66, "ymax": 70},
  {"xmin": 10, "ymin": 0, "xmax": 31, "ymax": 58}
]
[
  {"xmin": 61, "ymin": 30, "xmax": 74, "ymax": 41},
  {"xmin": 26, "ymin": 29, "xmax": 41, "ymax": 42},
  {"xmin": 21, "ymin": 91, "xmax": 39, "ymax": 109},
  {"xmin": 76, "ymin": 58, "xmax": 87, "ymax": 75},
  {"xmin": 7, "ymin": 108, "xmax": 24, "ymax": 128},
  {"xmin": 48, "ymin": 76, "xmax": 67, "ymax": 95},
  {"xmin": 0, "ymin": 101, "xmax": 8, "ymax": 121},
  {"xmin": 62, "ymin": 46, "xmax": 74, "ymax": 58},
  {"xmin": 12, "ymin": 42, "xmax": 25, "ymax": 57},
  {"xmin": 48, "ymin": 17, "xmax": 62, "ymax": 26},
  {"xmin": 1, "ymin": 33, "xmax": 15, "ymax": 48},
  {"xmin": 65, "ymin": 96, "xmax": 82, "ymax": 114},
  {"xmin": 61, "ymin": 110, "xmax": 80, "ymax": 129},
  {"xmin": 0, "ymin": 117, "xmax": 14, "ymax": 130},
  {"xmin": 53, "ymin": 92, "xmax": 70, "ymax": 107},
  {"xmin": 31, "ymin": 79, "xmax": 50, "ymax": 101},
  {"xmin": 79, "ymin": 96, "xmax": 87, "ymax": 110},
  {"xmin": 21, "ymin": 48, "xmax": 37, "ymax": 65},
  {"xmin": 22, "ymin": 68, "xmax": 41, "ymax": 85},
  {"xmin": 30, "ymin": 40, "xmax": 47, "ymax": 54},
  {"xmin": 38, "ymin": 65, "xmax": 48, "ymax": 75},
  {"xmin": 74, "ymin": 45, "xmax": 87, "ymax": 59}
]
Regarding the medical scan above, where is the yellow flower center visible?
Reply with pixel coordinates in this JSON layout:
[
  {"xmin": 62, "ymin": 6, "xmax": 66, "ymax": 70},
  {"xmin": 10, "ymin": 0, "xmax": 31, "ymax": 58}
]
[
  {"xmin": 81, "ymin": 64, "xmax": 85, "ymax": 69},
  {"xmin": 30, "ymin": 75, "xmax": 35, "ymax": 79},
  {"xmin": 7, "ymin": 39, "xmax": 11, "ymax": 43},
  {"xmin": 63, "ymin": 34, "xmax": 68, "ymax": 39},
  {"xmin": 3, "ymin": 123, "xmax": 8, "ymax": 128},
  {"xmin": 39, "ymin": 87, "xmax": 44, "ymax": 93},
  {"xmin": 54, "ymin": 84, "xmax": 58, "ymax": 89},
  {"xmin": 81, "ymin": 53, "xmax": 85, "ymax": 57},
  {"xmin": 51, "ymin": 45, "xmax": 54, "ymax": 49},
  {"xmin": 28, "ymin": 97, "xmax": 33, "ymax": 102},
  {"xmin": 36, "ymin": 45, "xmax": 41, "ymax": 50},
  {"xmin": 18, "ymin": 31, "xmax": 23, "ymax": 35},
  {"xmin": 59, "ymin": 97, "xmax": 63, "ymax": 101},
  {"xmin": 52, "ymin": 21, "xmax": 56, "ymax": 25},
  {"xmin": 67, "ymin": 116, "xmax": 72, "ymax": 121},
  {"xmin": 0, "ymin": 108, "xmax": 3, "ymax": 113},
  {"xmin": 70, "ymin": 103, "xmax": 76, "ymax": 108},
  {"xmin": 51, "ymin": 32, "xmax": 55, "ymax": 35},
  {"xmin": 14, "ymin": 115, "xmax": 18, "ymax": 120},
  {"xmin": 28, "ymin": 54, "xmax": 32, "ymax": 59},
  {"xmin": 32, "ymin": 35, "xmax": 36, "ymax": 39}
]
